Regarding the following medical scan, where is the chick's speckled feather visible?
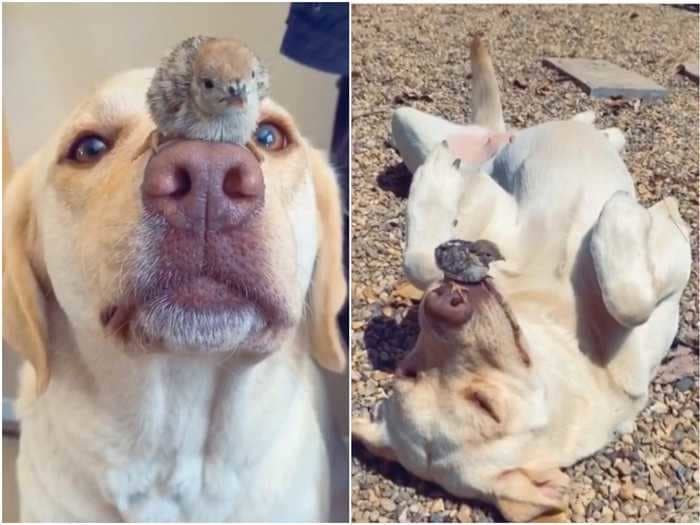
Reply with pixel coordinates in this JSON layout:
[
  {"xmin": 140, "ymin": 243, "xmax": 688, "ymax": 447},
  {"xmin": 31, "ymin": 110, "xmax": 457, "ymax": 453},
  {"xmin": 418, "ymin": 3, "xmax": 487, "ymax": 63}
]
[
  {"xmin": 435, "ymin": 239, "xmax": 504, "ymax": 283},
  {"xmin": 147, "ymin": 36, "xmax": 210, "ymax": 127},
  {"xmin": 147, "ymin": 35, "xmax": 270, "ymax": 144}
]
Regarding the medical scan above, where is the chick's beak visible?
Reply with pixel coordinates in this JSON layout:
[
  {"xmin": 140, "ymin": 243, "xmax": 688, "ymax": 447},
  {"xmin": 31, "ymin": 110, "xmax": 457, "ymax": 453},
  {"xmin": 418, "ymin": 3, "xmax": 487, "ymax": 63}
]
[{"xmin": 226, "ymin": 82, "xmax": 248, "ymax": 105}]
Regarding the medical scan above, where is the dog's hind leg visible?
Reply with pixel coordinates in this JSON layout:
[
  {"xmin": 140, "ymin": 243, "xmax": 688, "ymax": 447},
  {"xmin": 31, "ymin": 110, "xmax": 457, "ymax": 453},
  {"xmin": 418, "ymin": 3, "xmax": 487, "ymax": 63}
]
[
  {"xmin": 469, "ymin": 35, "xmax": 506, "ymax": 133},
  {"xmin": 391, "ymin": 35, "xmax": 507, "ymax": 173}
]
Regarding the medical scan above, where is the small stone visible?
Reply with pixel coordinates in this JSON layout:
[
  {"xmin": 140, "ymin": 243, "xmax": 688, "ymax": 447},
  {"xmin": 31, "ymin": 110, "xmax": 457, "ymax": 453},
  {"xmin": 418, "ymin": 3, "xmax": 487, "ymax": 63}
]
[
  {"xmin": 609, "ymin": 481, "xmax": 621, "ymax": 498},
  {"xmin": 680, "ymin": 438, "xmax": 695, "ymax": 452},
  {"xmin": 381, "ymin": 499, "xmax": 396, "ymax": 513},
  {"xmin": 430, "ymin": 513, "xmax": 444, "ymax": 523},
  {"xmin": 621, "ymin": 502, "xmax": 639, "ymax": 517},
  {"xmin": 431, "ymin": 499, "xmax": 445, "ymax": 513},
  {"xmin": 633, "ymin": 488, "xmax": 647, "ymax": 501},
  {"xmin": 614, "ymin": 458, "xmax": 633, "ymax": 476},
  {"xmin": 600, "ymin": 507, "xmax": 614, "ymax": 522},
  {"xmin": 620, "ymin": 481, "xmax": 635, "ymax": 500},
  {"xmin": 398, "ymin": 508, "xmax": 410, "ymax": 522},
  {"xmin": 650, "ymin": 402, "xmax": 669, "ymax": 414},
  {"xmin": 675, "ymin": 376, "xmax": 694, "ymax": 392},
  {"xmin": 457, "ymin": 506, "xmax": 472, "ymax": 522},
  {"xmin": 649, "ymin": 472, "xmax": 666, "ymax": 492}
]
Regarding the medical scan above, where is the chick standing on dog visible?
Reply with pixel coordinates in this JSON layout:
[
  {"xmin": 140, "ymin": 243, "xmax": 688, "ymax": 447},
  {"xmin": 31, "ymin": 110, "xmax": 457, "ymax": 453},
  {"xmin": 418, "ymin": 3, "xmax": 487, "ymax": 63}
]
[
  {"xmin": 147, "ymin": 36, "xmax": 270, "ymax": 147},
  {"xmin": 435, "ymin": 239, "xmax": 504, "ymax": 284}
]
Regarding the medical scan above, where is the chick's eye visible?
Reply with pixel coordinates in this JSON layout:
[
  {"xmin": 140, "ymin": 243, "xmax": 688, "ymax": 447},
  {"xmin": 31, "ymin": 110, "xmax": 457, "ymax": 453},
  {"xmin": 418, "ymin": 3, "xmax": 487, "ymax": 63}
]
[
  {"xmin": 254, "ymin": 123, "xmax": 287, "ymax": 151},
  {"xmin": 202, "ymin": 78, "xmax": 214, "ymax": 89},
  {"xmin": 67, "ymin": 135, "xmax": 108, "ymax": 163}
]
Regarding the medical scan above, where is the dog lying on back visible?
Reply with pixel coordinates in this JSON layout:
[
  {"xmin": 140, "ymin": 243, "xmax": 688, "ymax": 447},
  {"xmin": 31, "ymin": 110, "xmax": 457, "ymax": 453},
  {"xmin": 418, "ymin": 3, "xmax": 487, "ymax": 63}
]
[{"xmin": 353, "ymin": 37, "xmax": 691, "ymax": 521}]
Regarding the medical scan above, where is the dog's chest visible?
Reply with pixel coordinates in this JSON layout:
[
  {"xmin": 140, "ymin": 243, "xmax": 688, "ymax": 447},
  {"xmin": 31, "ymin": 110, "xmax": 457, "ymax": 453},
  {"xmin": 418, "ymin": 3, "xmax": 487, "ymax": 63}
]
[
  {"xmin": 92, "ymin": 360, "xmax": 322, "ymax": 521},
  {"xmin": 99, "ymin": 404, "xmax": 240, "ymax": 521},
  {"xmin": 102, "ymin": 445, "xmax": 268, "ymax": 522}
]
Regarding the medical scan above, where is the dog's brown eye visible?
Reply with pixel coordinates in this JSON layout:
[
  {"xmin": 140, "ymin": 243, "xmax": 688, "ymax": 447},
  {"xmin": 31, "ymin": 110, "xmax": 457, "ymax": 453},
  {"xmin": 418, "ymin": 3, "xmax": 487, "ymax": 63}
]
[
  {"xmin": 67, "ymin": 135, "xmax": 108, "ymax": 164},
  {"xmin": 254, "ymin": 123, "xmax": 287, "ymax": 151},
  {"xmin": 202, "ymin": 78, "xmax": 214, "ymax": 89}
]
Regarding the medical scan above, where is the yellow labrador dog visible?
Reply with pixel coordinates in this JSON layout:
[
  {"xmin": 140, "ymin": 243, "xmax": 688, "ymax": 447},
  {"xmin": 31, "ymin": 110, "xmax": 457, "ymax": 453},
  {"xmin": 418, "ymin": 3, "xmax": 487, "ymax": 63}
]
[
  {"xmin": 4, "ymin": 69, "xmax": 347, "ymax": 521},
  {"xmin": 352, "ymin": 38, "xmax": 691, "ymax": 521}
]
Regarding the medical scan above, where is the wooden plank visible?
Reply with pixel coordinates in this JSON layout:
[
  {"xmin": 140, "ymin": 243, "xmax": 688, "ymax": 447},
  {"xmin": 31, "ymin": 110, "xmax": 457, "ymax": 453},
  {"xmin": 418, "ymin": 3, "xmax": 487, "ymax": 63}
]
[{"xmin": 543, "ymin": 57, "xmax": 667, "ymax": 99}]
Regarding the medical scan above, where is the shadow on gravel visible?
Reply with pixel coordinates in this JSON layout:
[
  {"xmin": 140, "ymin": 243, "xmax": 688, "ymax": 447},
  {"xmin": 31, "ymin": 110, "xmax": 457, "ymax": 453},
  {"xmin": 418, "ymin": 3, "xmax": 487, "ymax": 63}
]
[
  {"xmin": 362, "ymin": 307, "xmax": 420, "ymax": 371},
  {"xmin": 352, "ymin": 442, "xmax": 501, "ymax": 522},
  {"xmin": 376, "ymin": 161, "xmax": 413, "ymax": 199}
]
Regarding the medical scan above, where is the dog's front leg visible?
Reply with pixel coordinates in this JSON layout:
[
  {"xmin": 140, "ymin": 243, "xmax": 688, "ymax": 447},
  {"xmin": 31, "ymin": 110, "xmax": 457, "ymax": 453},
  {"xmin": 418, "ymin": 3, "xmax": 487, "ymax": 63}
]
[
  {"xmin": 404, "ymin": 141, "xmax": 466, "ymax": 288},
  {"xmin": 589, "ymin": 192, "xmax": 691, "ymax": 397},
  {"xmin": 404, "ymin": 141, "xmax": 518, "ymax": 289}
]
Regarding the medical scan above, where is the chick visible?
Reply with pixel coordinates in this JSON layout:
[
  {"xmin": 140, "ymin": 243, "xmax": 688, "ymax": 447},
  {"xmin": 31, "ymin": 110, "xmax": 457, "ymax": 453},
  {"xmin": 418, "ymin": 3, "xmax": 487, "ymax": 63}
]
[
  {"xmin": 434, "ymin": 239, "xmax": 504, "ymax": 284},
  {"xmin": 146, "ymin": 35, "xmax": 270, "ymax": 148}
]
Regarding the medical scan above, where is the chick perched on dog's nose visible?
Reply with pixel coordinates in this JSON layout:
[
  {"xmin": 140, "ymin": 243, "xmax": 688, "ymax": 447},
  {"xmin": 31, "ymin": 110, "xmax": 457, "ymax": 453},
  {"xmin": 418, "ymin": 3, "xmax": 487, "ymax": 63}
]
[
  {"xmin": 434, "ymin": 239, "xmax": 504, "ymax": 284},
  {"xmin": 147, "ymin": 36, "xmax": 270, "ymax": 148}
]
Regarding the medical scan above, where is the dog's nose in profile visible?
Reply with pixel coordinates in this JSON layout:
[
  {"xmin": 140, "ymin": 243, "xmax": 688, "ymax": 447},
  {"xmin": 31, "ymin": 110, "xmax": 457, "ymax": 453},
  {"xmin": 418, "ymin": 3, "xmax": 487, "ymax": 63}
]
[
  {"xmin": 142, "ymin": 140, "xmax": 264, "ymax": 231},
  {"xmin": 425, "ymin": 283, "xmax": 474, "ymax": 325}
]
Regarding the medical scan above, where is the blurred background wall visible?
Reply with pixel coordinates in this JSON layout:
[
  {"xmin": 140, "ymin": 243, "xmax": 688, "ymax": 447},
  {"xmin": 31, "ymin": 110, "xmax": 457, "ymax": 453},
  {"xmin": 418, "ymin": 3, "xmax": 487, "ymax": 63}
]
[{"xmin": 2, "ymin": 2, "xmax": 341, "ymax": 401}]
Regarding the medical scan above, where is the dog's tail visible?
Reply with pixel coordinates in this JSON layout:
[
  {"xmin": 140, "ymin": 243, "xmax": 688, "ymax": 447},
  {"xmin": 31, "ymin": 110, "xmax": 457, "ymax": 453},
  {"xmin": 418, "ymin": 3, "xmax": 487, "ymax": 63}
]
[{"xmin": 469, "ymin": 35, "xmax": 506, "ymax": 133}]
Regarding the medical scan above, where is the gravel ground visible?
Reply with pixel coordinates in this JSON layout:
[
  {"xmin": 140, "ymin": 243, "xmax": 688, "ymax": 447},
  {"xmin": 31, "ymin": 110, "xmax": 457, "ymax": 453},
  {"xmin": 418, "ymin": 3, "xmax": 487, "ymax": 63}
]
[{"xmin": 351, "ymin": 5, "xmax": 699, "ymax": 523}]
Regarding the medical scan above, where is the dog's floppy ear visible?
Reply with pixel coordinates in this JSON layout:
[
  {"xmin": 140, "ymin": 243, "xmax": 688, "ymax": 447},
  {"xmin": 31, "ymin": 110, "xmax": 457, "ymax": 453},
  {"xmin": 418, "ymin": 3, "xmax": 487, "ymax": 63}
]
[
  {"xmin": 494, "ymin": 467, "xmax": 569, "ymax": 522},
  {"xmin": 3, "ymin": 153, "xmax": 50, "ymax": 394},
  {"xmin": 305, "ymin": 147, "xmax": 347, "ymax": 373}
]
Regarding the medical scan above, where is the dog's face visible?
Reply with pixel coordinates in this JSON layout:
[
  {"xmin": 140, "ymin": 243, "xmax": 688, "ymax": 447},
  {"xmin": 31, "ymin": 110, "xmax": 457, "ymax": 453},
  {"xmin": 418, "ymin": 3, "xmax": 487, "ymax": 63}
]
[
  {"xmin": 403, "ymin": 281, "xmax": 567, "ymax": 521},
  {"xmin": 4, "ymin": 69, "xmax": 346, "ymax": 391},
  {"xmin": 409, "ymin": 281, "xmax": 542, "ymax": 431}
]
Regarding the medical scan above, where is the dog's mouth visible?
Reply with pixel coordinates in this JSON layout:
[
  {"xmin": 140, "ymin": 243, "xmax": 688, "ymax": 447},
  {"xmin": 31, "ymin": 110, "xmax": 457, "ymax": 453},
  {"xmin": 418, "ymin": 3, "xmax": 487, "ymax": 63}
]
[
  {"xmin": 101, "ymin": 273, "xmax": 289, "ymax": 352},
  {"xmin": 101, "ymin": 223, "xmax": 292, "ymax": 353},
  {"xmin": 424, "ymin": 280, "xmax": 486, "ymax": 325},
  {"xmin": 423, "ymin": 278, "xmax": 532, "ymax": 368}
]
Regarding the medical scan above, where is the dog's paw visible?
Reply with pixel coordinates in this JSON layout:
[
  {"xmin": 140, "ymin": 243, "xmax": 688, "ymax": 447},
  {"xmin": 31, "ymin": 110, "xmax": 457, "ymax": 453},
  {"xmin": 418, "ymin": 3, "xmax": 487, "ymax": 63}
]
[{"xmin": 412, "ymin": 140, "xmax": 464, "ymax": 203}]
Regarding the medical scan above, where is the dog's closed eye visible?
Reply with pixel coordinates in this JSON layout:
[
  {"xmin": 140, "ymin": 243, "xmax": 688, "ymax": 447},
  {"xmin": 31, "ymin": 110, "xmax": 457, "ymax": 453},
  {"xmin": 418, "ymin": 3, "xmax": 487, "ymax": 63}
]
[{"xmin": 465, "ymin": 387, "xmax": 501, "ymax": 423}]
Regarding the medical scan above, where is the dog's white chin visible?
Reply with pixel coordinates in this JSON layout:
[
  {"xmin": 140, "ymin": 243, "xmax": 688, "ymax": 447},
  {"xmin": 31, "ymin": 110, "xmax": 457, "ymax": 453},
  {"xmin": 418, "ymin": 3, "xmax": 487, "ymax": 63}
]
[{"xmin": 135, "ymin": 301, "xmax": 267, "ymax": 353}]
